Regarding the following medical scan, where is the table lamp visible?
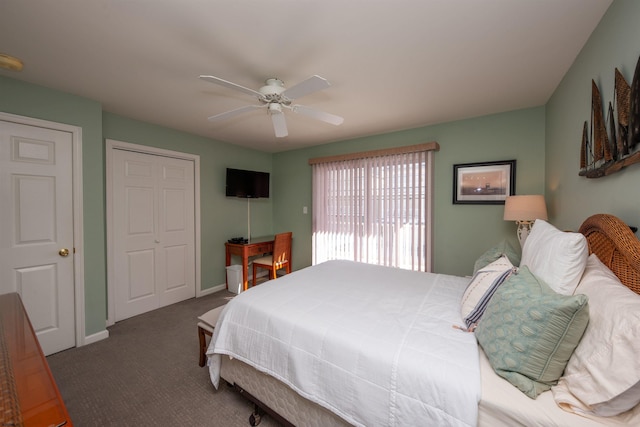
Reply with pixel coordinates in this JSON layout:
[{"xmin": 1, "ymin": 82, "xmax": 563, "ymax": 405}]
[{"xmin": 503, "ymin": 195, "xmax": 548, "ymax": 247}]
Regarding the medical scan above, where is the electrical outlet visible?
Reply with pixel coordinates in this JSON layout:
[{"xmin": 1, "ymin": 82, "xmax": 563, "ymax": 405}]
[{"xmin": 303, "ymin": 206, "xmax": 308, "ymax": 214}]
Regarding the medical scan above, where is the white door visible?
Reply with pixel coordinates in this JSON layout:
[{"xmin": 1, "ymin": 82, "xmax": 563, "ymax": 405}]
[
  {"xmin": 0, "ymin": 120, "xmax": 76, "ymax": 355},
  {"xmin": 112, "ymin": 149, "xmax": 195, "ymax": 321}
]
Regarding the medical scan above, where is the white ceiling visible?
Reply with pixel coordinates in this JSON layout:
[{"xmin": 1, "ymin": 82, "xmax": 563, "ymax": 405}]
[{"xmin": 0, "ymin": 0, "xmax": 612, "ymax": 153}]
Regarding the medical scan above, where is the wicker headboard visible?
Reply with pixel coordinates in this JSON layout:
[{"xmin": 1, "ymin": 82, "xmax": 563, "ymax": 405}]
[{"xmin": 579, "ymin": 214, "xmax": 640, "ymax": 295}]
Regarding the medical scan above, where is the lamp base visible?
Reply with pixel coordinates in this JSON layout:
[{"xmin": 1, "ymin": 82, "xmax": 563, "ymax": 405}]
[{"xmin": 516, "ymin": 220, "xmax": 535, "ymax": 248}]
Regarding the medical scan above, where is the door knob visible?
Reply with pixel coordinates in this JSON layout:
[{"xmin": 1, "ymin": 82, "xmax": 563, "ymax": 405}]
[{"xmin": 59, "ymin": 248, "xmax": 70, "ymax": 257}]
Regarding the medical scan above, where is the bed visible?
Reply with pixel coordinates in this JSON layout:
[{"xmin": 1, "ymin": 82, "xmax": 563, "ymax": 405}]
[{"xmin": 207, "ymin": 213, "xmax": 640, "ymax": 426}]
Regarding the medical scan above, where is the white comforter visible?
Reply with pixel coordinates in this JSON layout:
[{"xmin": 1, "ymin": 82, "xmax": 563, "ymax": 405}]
[{"xmin": 208, "ymin": 260, "xmax": 480, "ymax": 427}]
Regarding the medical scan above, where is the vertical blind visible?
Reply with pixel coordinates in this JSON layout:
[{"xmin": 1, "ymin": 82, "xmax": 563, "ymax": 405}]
[{"xmin": 311, "ymin": 144, "xmax": 436, "ymax": 272}]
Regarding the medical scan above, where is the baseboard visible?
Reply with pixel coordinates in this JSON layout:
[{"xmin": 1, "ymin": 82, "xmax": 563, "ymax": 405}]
[
  {"xmin": 199, "ymin": 271, "xmax": 270, "ymax": 297},
  {"xmin": 199, "ymin": 283, "xmax": 227, "ymax": 296},
  {"xmin": 84, "ymin": 329, "xmax": 109, "ymax": 346}
]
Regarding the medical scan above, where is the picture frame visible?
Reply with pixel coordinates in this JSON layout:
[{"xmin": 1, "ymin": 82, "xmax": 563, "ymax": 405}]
[{"xmin": 453, "ymin": 160, "xmax": 516, "ymax": 204}]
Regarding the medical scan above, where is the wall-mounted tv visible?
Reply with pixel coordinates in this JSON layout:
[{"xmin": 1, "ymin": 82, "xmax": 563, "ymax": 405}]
[{"xmin": 225, "ymin": 168, "xmax": 270, "ymax": 198}]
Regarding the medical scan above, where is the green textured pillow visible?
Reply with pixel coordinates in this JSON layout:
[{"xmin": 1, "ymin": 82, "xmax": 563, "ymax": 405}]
[
  {"xmin": 473, "ymin": 239, "xmax": 521, "ymax": 274},
  {"xmin": 475, "ymin": 266, "xmax": 589, "ymax": 399}
]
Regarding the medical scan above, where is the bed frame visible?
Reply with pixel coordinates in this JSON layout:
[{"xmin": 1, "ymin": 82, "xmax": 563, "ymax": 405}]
[
  {"xmin": 579, "ymin": 213, "xmax": 640, "ymax": 294},
  {"xmin": 221, "ymin": 213, "xmax": 640, "ymax": 426}
]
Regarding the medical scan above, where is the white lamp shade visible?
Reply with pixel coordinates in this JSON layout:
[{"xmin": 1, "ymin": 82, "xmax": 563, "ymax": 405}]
[{"xmin": 503, "ymin": 195, "xmax": 548, "ymax": 221}]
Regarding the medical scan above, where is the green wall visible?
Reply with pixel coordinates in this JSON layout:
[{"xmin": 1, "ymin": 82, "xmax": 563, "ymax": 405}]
[
  {"xmin": 546, "ymin": 0, "xmax": 640, "ymax": 230},
  {"xmin": 274, "ymin": 107, "xmax": 546, "ymax": 276}
]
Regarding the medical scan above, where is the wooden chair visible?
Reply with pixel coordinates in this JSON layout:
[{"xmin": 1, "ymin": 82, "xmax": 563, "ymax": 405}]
[{"xmin": 252, "ymin": 232, "xmax": 292, "ymax": 286}]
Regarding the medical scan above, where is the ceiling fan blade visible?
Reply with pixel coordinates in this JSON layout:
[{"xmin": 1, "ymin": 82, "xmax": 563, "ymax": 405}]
[
  {"xmin": 207, "ymin": 105, "xmax": 264, "ymax": 122},
  {"xmin": 292, "ymin": 105, "xmax": 344, "ymax": 126},
  {"xmin": 270, "ymin": 110, "xmax": 288, "ymax": 138},
  {"xmin": 282, "ymin": 75, "xmax": 331, "ymax": 100},
  {"xmin": 199, "ymin": 75, "xmax": 262, "ymax": 98}
]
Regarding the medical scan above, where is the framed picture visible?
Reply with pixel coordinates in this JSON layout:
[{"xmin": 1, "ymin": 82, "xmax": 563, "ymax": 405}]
[{"xmin": 453, "ymin": 160, "xmax": 516, "ymax": 204}]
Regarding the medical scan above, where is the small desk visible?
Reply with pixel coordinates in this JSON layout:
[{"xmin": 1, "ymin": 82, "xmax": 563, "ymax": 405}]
[{"xmin": 225, "ymin": 236, "xmax": 274, "ymax": 291}]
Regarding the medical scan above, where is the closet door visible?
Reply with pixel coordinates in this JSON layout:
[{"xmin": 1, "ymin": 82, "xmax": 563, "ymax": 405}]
[
  {"xmin": 156, "ymin": 155, "xmax": 196, "ymax": 307},
  {"xmin": 112, "ymin": 149, "xmax": 195, "ymax": 321}
]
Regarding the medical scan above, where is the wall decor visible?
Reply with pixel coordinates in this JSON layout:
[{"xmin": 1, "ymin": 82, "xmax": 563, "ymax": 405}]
[
  {"xmin": 453, "ymin": 160, "xmax": 516, "ymax": 204},
  {"xmin": 580, "ymin": 54, "xmax": 640, "ymax": 178}
]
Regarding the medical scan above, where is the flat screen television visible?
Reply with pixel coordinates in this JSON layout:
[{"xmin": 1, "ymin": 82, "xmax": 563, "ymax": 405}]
[{"xmin": 225, "ymin": 168, "xmax": 270, "ymax": 198}]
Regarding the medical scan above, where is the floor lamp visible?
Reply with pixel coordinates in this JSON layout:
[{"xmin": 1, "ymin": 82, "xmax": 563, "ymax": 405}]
[{"xmin": 503, "ymin": 195, "xmax": 548, "ymax": 248}]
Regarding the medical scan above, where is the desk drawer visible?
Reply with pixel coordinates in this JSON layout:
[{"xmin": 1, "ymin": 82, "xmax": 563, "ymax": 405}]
[{"xmin": 253, "ymin": 243, "xmax": 272, "ymax": 254}]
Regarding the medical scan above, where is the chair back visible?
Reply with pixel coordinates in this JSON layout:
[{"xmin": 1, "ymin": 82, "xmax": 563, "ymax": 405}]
[{"xmin": 272, "ymin": 232, "xmax": 292, "ymax": 266}]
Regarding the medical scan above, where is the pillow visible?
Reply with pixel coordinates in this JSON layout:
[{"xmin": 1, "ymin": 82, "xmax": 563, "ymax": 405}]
[
  {"xmin": 475, "ymin": 266, "xmax": 589, "ymax": 399},
  {"xmin": 520, "ymin": 219, "xmax": 588, "ymax": 295},
  {"xmin": 473, "ymin": 239, "xmax": 521, "ymax": 274},
  {"xmin": 593, "ymin": 381, "xmax": 640, "ymax": 417},
  {"xmin": 552, "ymin": 254, "xmax": 640, "ymax": 416},
  {"xmin": 461, "ymin": 255, "xmax": 514, "ymax": 328}
]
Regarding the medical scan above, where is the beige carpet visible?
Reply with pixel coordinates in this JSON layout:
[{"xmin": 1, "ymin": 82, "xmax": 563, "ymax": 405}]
[{"xmin": 47, "ymin": 290, "xmax": 282, "ymax": 426}]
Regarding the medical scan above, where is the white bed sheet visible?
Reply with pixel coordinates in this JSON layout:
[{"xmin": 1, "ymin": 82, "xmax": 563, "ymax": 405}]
[
  {"xmin": 208, "ymin": 260, "xmax": 480, "ymax": 427},
  {"xmin": 478, "ymin": 349, "xmax": 592, "ymax": 426},
  {"xmin": 478, "ymin": 348, "xmax": 640, "ymax": 426}
]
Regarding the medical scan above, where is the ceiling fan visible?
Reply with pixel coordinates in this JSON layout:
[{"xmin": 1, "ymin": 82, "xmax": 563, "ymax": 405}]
[{"xmin": 199, "ymin": 74, "xmax": 344, "ymax": 138}]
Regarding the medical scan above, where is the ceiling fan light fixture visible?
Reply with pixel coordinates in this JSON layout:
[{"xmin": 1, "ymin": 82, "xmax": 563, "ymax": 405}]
[
  {"xmin": 0, "ymin": 53, "xmax": 23, "ymax": 71},
  {"xmin": 268, "ymin": 103, "xmax": 283, "ymax": 114}
]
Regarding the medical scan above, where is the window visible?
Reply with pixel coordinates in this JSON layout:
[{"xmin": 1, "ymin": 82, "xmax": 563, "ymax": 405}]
[{"xmin": 310, "ymin": 143, "xmax": 437, "ymax": 271}]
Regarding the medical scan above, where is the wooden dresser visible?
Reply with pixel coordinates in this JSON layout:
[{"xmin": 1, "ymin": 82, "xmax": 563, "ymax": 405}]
[{"xmin": 0, "ymin": 292, "xmax": 73, "ymax": 427}]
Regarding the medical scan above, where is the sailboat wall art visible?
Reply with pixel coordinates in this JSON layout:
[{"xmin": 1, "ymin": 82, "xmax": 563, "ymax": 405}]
[{"xmin": 580, "ymin": 55, "xmax": 640, "ymax": 178}]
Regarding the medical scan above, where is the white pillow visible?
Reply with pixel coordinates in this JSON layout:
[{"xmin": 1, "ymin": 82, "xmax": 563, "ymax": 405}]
[
  {"xmin": 460, "ymin": 255, "xmax": 514, "ymax": 327},
  {"xmin": 520, "ymin": 219, "xmax": 588, "ymax": 295},
  {"xmin": 593, "ymin": 381, "xmax": 640, "ymax": 417},
  {"xmin": 552, "ymin": 254, "xmax": 640, "ymax": 416}
]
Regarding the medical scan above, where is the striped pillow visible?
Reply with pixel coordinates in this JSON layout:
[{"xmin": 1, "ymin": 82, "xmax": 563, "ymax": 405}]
[{"xmin": 461, "ymin": 255, "xmax": 515, "ymax": 329}]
